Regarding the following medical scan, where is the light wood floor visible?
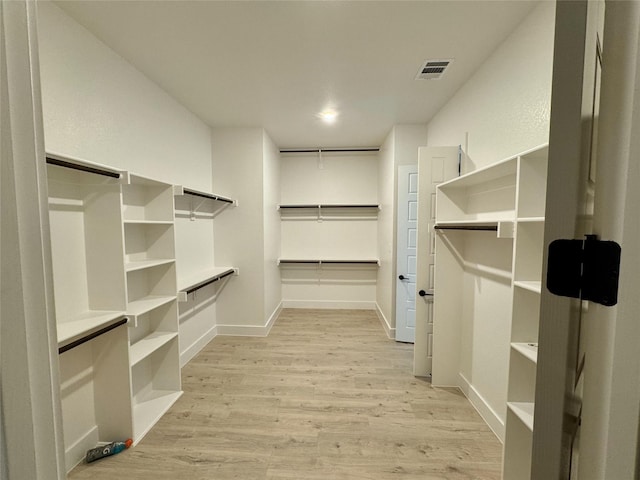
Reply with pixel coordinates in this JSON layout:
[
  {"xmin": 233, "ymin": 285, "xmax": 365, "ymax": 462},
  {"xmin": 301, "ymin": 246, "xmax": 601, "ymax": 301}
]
[{"xmin": 69, "ymin": 309, "xmax": 502, "ymax": 479}]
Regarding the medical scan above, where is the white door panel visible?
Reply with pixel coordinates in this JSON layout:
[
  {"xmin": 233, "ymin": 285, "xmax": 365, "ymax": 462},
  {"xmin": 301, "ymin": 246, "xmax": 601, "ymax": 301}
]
[{"xmin": 413, "ymin": 147, "xmax": 459, "ymax": 375}]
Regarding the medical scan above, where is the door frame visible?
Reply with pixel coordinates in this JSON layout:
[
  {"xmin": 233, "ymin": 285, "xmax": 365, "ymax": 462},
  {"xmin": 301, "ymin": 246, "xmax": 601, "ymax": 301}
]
[
  {"xmin": 532, "ymin": 1, "xmax": 640, "ymax": 477},
  {"xmin": 1, "ymin": 1, "xmax": 65, "ymax": 477}
]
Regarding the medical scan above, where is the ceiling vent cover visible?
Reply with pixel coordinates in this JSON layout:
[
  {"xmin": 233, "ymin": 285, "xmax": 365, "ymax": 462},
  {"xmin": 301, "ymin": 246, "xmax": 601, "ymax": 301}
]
[{"xmin": 416, "ymin": 59, "xmax": 453, "ymax": 80}]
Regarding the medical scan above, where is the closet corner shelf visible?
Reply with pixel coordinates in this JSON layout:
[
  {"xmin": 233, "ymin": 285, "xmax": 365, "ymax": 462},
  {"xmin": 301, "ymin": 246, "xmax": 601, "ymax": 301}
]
[
  {"xmin": 123, "ymin": 219, "xmax": 174, "ymax": 225},
  {"xmin": 507, "ymin": 402, "xmax": 535, "ymax": 431},
  {"xmin": 278, "ymin": 259, "xmax": 380, "ymax": 266},
  {"xmin": 175, "ymin": 186, "xmax": 236, "ymax": 206},
  {"xmin": 57, "ymin": 311, "xmax": 128, "ymax": 351},
  {"xmin": 511, "ymin": 342, "xmax": 538, "ymax": 363},
  {"xmin": 125, "ymin": 258, "xmax": 175, "ymax": 272},
  {"xmin": 130, "ymin": 332, "xmax": 179, "ymax": 367},
  {"xmin": 127, "ymin": 295, "xmax": 176, "ymax": 318},
  {"xmin": 177, "ymin": 267, "xmax": 237, "ymax": 301},
  {"xmin": 513, "ymin": 280, "xmax": 542, "ymax": 294}
]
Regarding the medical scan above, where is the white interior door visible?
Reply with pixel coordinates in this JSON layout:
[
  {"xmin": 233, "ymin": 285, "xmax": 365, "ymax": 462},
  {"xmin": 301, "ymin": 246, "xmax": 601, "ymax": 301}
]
[
  {"xmin": 413, "ymin": 146, "xmax": 459, "ymax": 376},
  {"xmin": 395, "ymin": 165, "xmax": 418, "ymax": 343}
]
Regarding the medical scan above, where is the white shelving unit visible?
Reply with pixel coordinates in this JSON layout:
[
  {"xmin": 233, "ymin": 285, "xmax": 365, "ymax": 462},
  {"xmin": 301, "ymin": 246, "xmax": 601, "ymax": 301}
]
[
  {"xmin": 431, "ymin": 145, "xmax": 548, "ymax": 478},
  {"xmin": 503, "ymin": 146, "xmax": 548, "ymax": 479},
  {"xmin": 122, "ymin": 174, "xmax": 182, "ymax": 443},
  {"xmin": 46, "ymin": 155, "xmax": 133, "ymax": 472}
]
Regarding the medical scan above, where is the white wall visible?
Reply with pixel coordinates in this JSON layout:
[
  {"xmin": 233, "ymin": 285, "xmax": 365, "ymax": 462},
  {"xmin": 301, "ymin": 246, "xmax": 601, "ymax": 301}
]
[
  {"xmin": 280, "ymin": 152, "xmax": 378, "ymax": 309},
  {"xmin": 37, "ymin": 2, "xmax": 212, "ymax": 191},
  {"xmin": 262, "ymin": 132, "xmax": 282, "ymax": 323},
  {"xmin": 212, "ymin": 128, "xmax": 269, "ymax": 330},
  {"xmin": 427, "ymin": 2, "xmax": 555, "ymax": 171},
  {"xmin": 376, "ymin": 130, "xmax": 395, "ymax": 332}
]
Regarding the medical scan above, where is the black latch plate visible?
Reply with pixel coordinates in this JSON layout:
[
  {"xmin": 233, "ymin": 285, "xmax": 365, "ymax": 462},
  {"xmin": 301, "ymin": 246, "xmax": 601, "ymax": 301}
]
[{"xmin": 547, "ymin": 235, "xmax": 621, "ymax": 307}]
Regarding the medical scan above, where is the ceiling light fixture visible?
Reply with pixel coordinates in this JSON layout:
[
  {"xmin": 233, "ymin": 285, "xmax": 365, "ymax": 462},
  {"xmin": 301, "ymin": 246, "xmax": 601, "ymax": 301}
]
[{"xmin": 319, "ymin": 110, "xmax": 338, "ymax": 124}]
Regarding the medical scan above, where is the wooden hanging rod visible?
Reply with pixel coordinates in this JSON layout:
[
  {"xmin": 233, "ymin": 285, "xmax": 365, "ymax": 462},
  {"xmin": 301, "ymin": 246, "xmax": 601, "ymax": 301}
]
[
  {"xmin": 58, "ymin": 317, "xmax": 128, "ymax": 355},
  {"xmin": 46, "ymin": 156, "xmax": 121, "ymax": 179},
  {"xmin": 279, "ymin": 148, "xmax": 380, "ymax": 154}
]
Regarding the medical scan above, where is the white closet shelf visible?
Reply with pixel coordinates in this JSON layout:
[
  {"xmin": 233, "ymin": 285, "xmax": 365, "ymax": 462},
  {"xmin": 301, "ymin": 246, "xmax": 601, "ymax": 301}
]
[
  {"xmin": 438, "ymin": 156, "xmax": 517, "ymax": 189},
  {"xmin": 513, "ymin": 281, "xmax": 542, "ymax": 293},
  {"xmin": 278, "ymin": 204, "xmax": 379, "ymax": 209},
  {"xmin": 130, "ymin": 332, "xmax": 178, "ymax": 367},
  {"xmin": 517, "ymin": 216, "xmax": 545, "ymax": 223},
  {"xmin": 57, "ymin": 311, "xmax": 127, "ymax": 349},
  {"xmin": 125, "ymin": 258, "xmax": 175, "ymax": 272},
  {"xmin": 511, "ymin": 342, "xmax": 538, "ymax": 363},
  {"xmin": 278, "ymin": 259, "xmax": 380, "ymax": 266},
  {"xmin": 127, "ymin": 295, "xmax": 176, "ymax": 317},
  {"xmin": 123, "ymin": 219, "xmax": 174, "ymax": 225},
  {"xmin": 46, "ymin": 152, "xmax": 126, "ymax": 181},
  {"xmin": 177, "ymin": 267, "xmax": 237, "ymax": 302},
  {"xmin": 507, "ymin": 402, "xmax": 535, "ymax": 431},
  {"xmin": 133, "ymin": 390, "xmax": 182, "ymax": 443},
  {"xmin": 174, "ymin": 186, "xmax": 235, "ymax": 206}
]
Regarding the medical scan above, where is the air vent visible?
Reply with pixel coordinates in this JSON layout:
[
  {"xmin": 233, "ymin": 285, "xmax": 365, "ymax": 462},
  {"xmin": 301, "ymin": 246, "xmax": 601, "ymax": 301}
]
[{"xmin": 416, "ymin": 59, "xmax": 453, "ymax": 80}]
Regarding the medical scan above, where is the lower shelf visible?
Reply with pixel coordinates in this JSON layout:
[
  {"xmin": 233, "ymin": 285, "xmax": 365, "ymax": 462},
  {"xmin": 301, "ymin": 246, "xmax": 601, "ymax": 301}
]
[
  {"xmin": 133, "ymin": 390, "xmax": 182, "ymax": 443},
  {"xmin": 507, "ymin": 401, "xmax": 535, "ymax": 431},
  {"xmin": 278, "ymin": 259, "xmax": 380, "ymax": 266}
]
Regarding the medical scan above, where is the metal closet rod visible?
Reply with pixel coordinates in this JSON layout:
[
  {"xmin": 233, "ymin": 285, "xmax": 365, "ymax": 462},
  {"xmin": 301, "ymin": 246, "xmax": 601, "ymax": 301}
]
[
  {"xmin": 58, "ymin": 317, "xmax": 128, "ymax": 355},
  {"xmin": 184, "ymin": 269, "xmax": 235, "ymax": 295},
  {"xmin": 434, "ymin": 225, "xmax": 498, "ymax": 231},
  {"xmin": 279, "ymin": 147, "xmax": 380, "ymax": 153},
  {"xmin": 46, "ymin": 157, "xmax": 121, "ymax": 179},
  {"xmin": 183, "ymin": 188, "xmax": 233, "ymax": 204}
]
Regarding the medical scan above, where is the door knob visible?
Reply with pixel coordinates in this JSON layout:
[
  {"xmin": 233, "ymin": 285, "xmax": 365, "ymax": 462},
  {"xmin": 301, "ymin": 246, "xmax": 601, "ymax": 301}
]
[
  {"xmin": 399, "ymin": 275, "xmax": 407, "ymax": 280},
  {"xmin": 418, "ymin": 289, "xmax": 434, "ymax": 297}
]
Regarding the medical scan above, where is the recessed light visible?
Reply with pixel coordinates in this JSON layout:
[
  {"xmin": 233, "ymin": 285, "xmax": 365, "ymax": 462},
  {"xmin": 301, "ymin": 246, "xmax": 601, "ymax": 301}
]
[{"xmin": 319, "ymin": 110, "xmax": 338, "ymax": 123}]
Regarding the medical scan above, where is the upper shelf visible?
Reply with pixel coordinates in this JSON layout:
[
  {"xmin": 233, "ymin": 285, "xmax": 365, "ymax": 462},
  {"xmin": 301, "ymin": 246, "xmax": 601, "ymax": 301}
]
[
  {"xmin": 175, "ymin": 186, "xmax": 236, "ymax": 205},
  {"xmin": 279, "ymin": 204, "xmax": 379, "ymax": 220},
  {"xmin": 46, "ymin": 152, "xmax": 127, "ymax": 183}
]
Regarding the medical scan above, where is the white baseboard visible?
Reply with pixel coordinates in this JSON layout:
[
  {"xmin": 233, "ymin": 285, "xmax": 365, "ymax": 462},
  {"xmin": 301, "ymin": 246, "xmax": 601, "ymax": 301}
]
[
  {"xmin": 375, "ymin": 302, "xmax": 395, "ymax": 339},
  {"xmin": 180, "ymin": 325, "xmax": 218, "ymax": 367},
  {"xmin": 65, "ymin": 425, "xmax": 98, "ymax": 473},
  {"xmin": 458, "ymin": 372, "xmax": 505, "ymax": 442},
  {"xmin": 217, "ymin": 301, "xmax": 282, "ymax": 337},
  {"xmin": 281, "ymin": 300, "xmax": 376, "ymax": 310}
]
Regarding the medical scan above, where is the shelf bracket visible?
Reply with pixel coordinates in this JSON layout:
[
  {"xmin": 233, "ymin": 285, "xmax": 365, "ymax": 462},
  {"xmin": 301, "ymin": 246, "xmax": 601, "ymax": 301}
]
[{"xmin": 547, "ymin": 234, "xmax": 621, "ymax": 306}]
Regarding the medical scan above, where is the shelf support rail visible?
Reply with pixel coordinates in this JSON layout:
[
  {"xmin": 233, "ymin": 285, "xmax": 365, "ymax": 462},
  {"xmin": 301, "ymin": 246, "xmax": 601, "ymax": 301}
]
[
  {"xmin": 434, "ymin": 225, "xmax": 498, "ymax": 231},
  {"xmin": 58, "ymin": 317, "xmax": 128, "ymax": 355}
]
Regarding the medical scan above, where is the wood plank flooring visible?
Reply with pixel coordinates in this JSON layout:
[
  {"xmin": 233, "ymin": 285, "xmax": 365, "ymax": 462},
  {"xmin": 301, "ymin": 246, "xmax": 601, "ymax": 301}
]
[{"xmin": 69, "ymin": 309, "xmax": 502, "ymax": 479}]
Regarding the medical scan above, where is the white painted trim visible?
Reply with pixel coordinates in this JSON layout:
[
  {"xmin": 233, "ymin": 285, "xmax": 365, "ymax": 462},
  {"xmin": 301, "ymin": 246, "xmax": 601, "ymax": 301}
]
[
  {"xmin": 458, "ymin": 372, "xmax": 505, "ymax": 442},
  {"xmin": 281, "ymin": 300, "xmax": 376, "ymax": 310},
  {"xmin": 217, "ymin": 301, "xmax": 282, "ymax": 337},
  {"xmin": 375, "ymin": 302, "xmax": 395, "ymax": 339},
  {"xmin": 64, "ymin": 426, "xmax": 98, "ymax": 474},
  {"xmin": 179, "ymin": 325, "xmax": 218, "ymax": 367}
]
